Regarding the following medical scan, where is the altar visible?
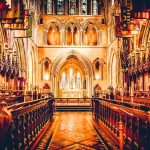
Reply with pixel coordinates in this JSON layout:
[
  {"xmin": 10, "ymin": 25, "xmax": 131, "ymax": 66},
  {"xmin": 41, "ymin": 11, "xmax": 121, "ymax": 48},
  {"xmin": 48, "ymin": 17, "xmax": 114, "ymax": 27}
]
[{"xmin": 59, "ymin": 89, "xmax": 84, "ymax": 98}]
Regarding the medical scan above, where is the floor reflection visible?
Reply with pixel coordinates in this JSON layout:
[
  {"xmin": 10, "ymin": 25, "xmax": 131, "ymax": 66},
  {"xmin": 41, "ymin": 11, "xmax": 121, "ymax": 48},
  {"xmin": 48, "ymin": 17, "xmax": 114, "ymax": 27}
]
[{"xmin": 48, "ymin": 112, "xmax": 107, "ymax": 150}]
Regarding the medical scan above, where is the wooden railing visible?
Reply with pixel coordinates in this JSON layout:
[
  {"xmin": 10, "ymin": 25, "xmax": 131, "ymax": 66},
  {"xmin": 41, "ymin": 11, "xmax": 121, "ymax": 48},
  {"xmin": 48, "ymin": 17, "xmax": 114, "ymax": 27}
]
[
  {"xmin": 55, "ymin": 98, "xmax": 91, "ymax": 106},
  {"xmin": 116, "ymin": 95, "xmax": 150, "ymax": 106},
  {"xmin": 92, "ymin": 98, "xmax": 150, "ymax": 150},
  {"xmin": 0, "ymin": 89, "xmax": 53, "ymax": 105},
  {"xmin": 0, "ymin": 96, "xmax": 54, "ymax": 150}
]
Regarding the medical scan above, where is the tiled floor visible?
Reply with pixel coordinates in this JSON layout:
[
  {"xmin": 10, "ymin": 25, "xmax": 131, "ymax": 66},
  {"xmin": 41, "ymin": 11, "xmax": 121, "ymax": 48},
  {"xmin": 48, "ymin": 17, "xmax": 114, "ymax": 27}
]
[{"xmin": 48, "ymin": 112, "xmax": 108, "ymax": 150}]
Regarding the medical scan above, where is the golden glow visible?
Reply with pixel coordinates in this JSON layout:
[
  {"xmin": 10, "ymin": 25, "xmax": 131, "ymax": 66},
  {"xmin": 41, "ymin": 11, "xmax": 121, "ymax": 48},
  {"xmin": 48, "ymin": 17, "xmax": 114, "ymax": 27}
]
[
  {"xmin": 44, "ymin": 74, "xmax": 50, "ymax": 81},
  {"xmin": 95, "ymin": 74, "xmax": 100, "ymax": 80}
]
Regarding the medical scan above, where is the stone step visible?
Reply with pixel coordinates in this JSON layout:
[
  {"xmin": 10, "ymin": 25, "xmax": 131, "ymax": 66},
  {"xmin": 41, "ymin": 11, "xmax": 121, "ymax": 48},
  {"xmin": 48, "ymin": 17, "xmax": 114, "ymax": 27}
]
[{"xmin": 55, "ymin": 106, "xmax": 92, "ymax": 111}]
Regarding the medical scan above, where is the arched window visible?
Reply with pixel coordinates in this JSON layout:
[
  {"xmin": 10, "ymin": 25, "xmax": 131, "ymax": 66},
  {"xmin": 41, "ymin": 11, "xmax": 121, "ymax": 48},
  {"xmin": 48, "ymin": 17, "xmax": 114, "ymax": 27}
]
[
  {"xmin": 43, "ymin": 60, "xmax": 50, "ymax": 81},
  {"xmin": 69, "ymin": 0, "xmax": 77, "ymax": 15},
  {"xmin": 61, "ymin": 72, "xmax": 66, "ymax": 89},
  {"xmin": 81, "ymin": 0, "xmax": 87, "ymax": 15},
  {"xmin": 93, "ymin": 0, "xmax": 98, "ymax": 15},
  {"xmin": 47, "ymin": 26, "xmax": 60, "ymax": 45},
  {"xmin": 83, "ymin": 25, "xmax": 97, "ymax": 45},
  {"xmin": 41, "ymin": 58, "xmax": 51, "ymax": 81},
  {"xmin": 47, "ymin": 0, "xmax": 53, "ymax": 14},
  {"xmin": 76, "ymin": 72, "xmax": 81, "ymax": 88},
  {"xmin": 66, "ymin": 24, "xmax": 79, "ymax": 45},
  {"xmin": 69, "ymin": 68, "xmax": 74, "ymax": 88},
  {"xmin": 94, "ymin": 58, "xmax": 104, "ymax": 80},
  {"xmin": 95, "ymin": 61, "xmax": 100, "ymax": 80},
  {"xmin": 57, "ymin": 0, "xmax": 64, "ymax": 14}
]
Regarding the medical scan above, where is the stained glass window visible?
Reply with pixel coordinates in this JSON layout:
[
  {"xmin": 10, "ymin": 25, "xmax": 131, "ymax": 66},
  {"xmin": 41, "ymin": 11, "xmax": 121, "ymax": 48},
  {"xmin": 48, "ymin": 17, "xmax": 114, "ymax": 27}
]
[
  {"xmin": 69, "ymin": 0, "xmax": 77, "ymax": 15},
  {"xmin": 47, "ymin": 0, "xmax": 53, "ymax": 14},
  {"xmin": 93, "ymin": 0, "xmax": 98, "ymax": 15},
  {"xmin": 76, "ymin": 72, "xmax": 81, "ymax": 88},
  {"xmin": 61, "ymin": 72, "xmax": 66, "ymax": 89},
  {"xmin": 81, "ymin": 0, "xmax": 87, "ymax": 15},
  {"xmin": 57, "ymin": 0, "xmax": 64, "ymax": 14},
  {"xmin": 69, "ymin": 68, "xmax": 74, "ymax": 88}
]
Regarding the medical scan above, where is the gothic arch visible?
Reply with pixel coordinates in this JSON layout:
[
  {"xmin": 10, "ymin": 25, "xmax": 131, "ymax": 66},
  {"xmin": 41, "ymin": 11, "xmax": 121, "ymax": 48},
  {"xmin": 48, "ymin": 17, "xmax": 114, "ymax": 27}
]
[
  {"xmin": 40, "ymin": 57, "xmax": 52, "ymax": 81},
  {"xmin": 93, "ymin": 58, "xmax": 105, "ymax": 80},
  {"xmin": 44, "ymin": 17, "xmax": 63, "ymax": 30},
  {"xmin": 64, "ymin": 19, "xmax": 81, "ymax": 30},
  {"xmin": 51, "ymin": 50, "xmax": 94, "ymax": 97},
  {"xmin": 51, "ymin": 50, "xmax": 93, "ymax": 76},
  {"xmin": 40, "ymin": 57, "xmax": 52, "ymax": 64},
  {"xmin": 17, "ymin": 39, "xmax": 27, "ymax": 76},
  {"xmin": 108, "ymin": 48, "xmax": 119, "ymax": 89},
  {"xmin": 82, "ymin": 19, "xmax": 100, "ymax": 31}
]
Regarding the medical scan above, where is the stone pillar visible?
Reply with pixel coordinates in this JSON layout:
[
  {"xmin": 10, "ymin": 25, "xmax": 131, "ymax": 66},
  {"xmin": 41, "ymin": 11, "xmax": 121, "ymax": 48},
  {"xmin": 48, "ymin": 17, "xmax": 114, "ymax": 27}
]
[
  {"xmin": 90, "ymin": 30, "xmax": 93, "ymax": 45},
  {"xmin": 80, "ymin": 30, "xmax": 83, "ymax": 45},
  {"xmin": 44, "ymin": 29, "xmax": 48, "ymax": 45},
  {"xmin": 65, "ymin": 29, "xmax": 68, "ymax": 45},
  {"xmin": 71, "ymin": 29, "xmax": 74, "ymax": 45},
  {"xmin": 98, "ymin": 30, "xmax": 101, "ymax": 46},
  {"xmin": 61, "ymin": 28, "xmax": 65, "ymax": 45}
]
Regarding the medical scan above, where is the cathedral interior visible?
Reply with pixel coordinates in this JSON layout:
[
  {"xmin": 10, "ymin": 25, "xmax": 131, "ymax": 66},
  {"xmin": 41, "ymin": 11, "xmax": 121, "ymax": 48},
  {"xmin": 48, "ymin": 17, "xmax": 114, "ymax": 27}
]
[{"xmin": 0, "ymin": 0, "xmax": 150, "ymax": 149}]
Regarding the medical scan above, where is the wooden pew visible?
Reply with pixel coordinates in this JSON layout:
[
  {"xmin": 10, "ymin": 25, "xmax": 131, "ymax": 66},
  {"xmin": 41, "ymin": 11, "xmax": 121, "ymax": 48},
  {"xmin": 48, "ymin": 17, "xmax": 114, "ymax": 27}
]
[
  {"xmin": 0, "ymin": 96, "xmax": 54, "ymax": 150},
  {"xmin": 93, "ymin": 98, "xmax": 150, "ymax": 150},
  {"xmin": 116, "ymin": 95, "xmax": 150, "ymax": 107}
]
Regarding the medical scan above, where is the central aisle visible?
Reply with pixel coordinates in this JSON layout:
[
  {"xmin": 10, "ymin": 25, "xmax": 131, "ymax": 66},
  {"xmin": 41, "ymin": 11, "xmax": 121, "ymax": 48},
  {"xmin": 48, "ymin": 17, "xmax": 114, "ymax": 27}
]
[{"xmin": 48, "ymin": 112, "xmax": 108, "ymax": 150}]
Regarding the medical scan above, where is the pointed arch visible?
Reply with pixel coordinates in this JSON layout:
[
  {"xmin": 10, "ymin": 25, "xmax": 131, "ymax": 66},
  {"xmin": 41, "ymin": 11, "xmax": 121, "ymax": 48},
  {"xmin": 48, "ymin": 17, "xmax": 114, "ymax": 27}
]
[{"xmin": 51, "ymin": 50, "xmax": 93, "ymax": 76}]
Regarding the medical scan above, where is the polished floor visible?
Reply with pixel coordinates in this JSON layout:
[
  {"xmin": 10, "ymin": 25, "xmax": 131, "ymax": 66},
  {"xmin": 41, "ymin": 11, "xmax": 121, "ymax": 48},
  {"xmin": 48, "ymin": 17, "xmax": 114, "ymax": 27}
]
[{"xmin": 44, "ymin": 112, "xmax": 108, "ymax": 150}]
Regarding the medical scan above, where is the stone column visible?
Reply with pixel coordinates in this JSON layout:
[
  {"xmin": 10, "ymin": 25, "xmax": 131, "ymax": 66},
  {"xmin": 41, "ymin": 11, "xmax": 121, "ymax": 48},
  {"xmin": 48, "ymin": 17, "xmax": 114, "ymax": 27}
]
[
  {"xmin": 61, "ymin": 28, "xmax": 65, "ymax": 45},
  {"xmin": 65, "ymin": 29, "xmax": 68, "ymax": 45},
  {"xmin": 80, "ymin": 30, "xmax": 83, "ymax": 45},
  {"xmin": 44, "ymin": 29, "xmax": 48, "ymax": 45},
  {"xmin": 71, "ymin": 28, "xmax": 74, "ymax": 45},
  {"xmin": 98, "ymin": 30, "xmax": 101, "ymax": 46},
  {"xmin": 90, "ymin": 30, "xmax": 93, "ymax": 45}
]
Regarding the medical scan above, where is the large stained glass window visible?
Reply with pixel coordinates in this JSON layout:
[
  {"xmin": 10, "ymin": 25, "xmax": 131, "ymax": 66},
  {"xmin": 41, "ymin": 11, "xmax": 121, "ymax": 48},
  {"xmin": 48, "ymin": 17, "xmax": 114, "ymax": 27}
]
[
  {"xmin": 69, "ymin": 0, "xmax": 77, "ymax": 15},
  {"xmin": 61, "ymin": 72, "xmax": 66, "ymax": 89},
  {"xmin": 69, "ymin": 68, "xmax": 74, "ymax": 88},
  {"xmin": 76, "ymin": 72, "xmax": 81, "ymax": 88},
  {"xmin": 47, "ymin": 0, "xmax": 53, "ymax": 14},
  {"xmin": 93, "ymin": 0, "xmax": 98, "ymax": 15},
  {"xmin": 81, "ymin": 0, "xmax": 87, "ymax": 15},
  {"xmin": 57, "ymin": 0, "xmax": 64, "ymax": 14}
]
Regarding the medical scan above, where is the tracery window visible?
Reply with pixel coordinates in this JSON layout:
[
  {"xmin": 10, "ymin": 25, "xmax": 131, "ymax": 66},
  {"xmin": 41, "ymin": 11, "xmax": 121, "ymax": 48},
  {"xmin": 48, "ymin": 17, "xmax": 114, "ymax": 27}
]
[
  {"xmin": 83, "ymin": 25, "xmax": 97, "ymax": 45},
  {"xmin": 69, "ymin": 0, "xmax": 77, "ymax": 15},
  {"xmin": 93, "ymin": 0, "xmax": 98, "ymax": 15},
  {"xmin": 47, "ymin": 0, "xmax": 53, "ymax": 14},
  {"xmin": 94, "ymin": 59, "xmax": 104, "ymax": 80},
  {"xmin": 69, "ymin": 68, "xmax": 74, "ymax": 88},
  {"xmin": 57, "ymin": 0, "xmax": 64, "ymax": 14},
  {"xmin": 81, "ymin": 0, "xmax": 87, "ymax": 15},
  {"xmin": 61, "ymin": 72, "xmax": 66, "ymax": 89},
  {"xmin": 76, "ymin": 72, "xmax": 81, "ymax": 89}
]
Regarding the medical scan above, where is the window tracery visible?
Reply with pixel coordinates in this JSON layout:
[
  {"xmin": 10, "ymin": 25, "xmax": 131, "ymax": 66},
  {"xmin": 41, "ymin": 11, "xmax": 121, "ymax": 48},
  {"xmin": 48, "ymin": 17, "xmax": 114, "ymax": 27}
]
[
  {"xmin": 93, "ymin": 0, "xmax": 98, "ymax": 15},
  {"xmin": 81, "ymin": 0, "xmax": 87, "ymax": 15},
  {"xmin": 57, "ymin": 0, "xmax": 64, "ymax": 14},
  {"xmin": 47, "ymin": 0, "xmax": 53, "ymax": 14},
  {"xmin": 69, "ymin": 0, "xmax": 77, "ymax": 15}
]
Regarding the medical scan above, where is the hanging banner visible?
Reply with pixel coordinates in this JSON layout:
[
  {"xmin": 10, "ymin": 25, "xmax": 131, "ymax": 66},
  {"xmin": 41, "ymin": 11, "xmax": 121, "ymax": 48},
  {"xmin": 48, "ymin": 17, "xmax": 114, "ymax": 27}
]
[
  {"xmin": 0, "ymin": 0, "xmax": 10, "ymax": 10},
  {"xmin": 1, "ymin": 0, "xmax": 24, "ymax": 23},
  {"xmin": 115, "ymin": 16, "xmax": 122, "ymax": 37},
  {"xmin": 121, "ymin": 6, "xmax": 128, "ymax": 30},
  {"xmin": 3, "ymin": 10, "xmax": 29, "ymax": 30},
  {"xmin": 121, "ymin": 0, "xmax": 131, "ymax": 31},
  {"xmin": 14, "ymin": 15, "xmax": 32, "ymax": 37}
]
